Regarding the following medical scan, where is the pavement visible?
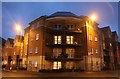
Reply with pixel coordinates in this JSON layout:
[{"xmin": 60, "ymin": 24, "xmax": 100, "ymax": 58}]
[{"xmin": 1, "ymin": 69, "xmax": 120, "ymax": 79}]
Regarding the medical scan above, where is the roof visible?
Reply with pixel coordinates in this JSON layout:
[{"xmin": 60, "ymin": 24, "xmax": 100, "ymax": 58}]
[
  {"xmin": 8, "ymin": 38, "xmax": 14, "ymax": 44},
  {"xmin": 0, "ymin": 37, "xmax": 6, "ymax": 46},
  {"xmin": 48, "ymin": 12, "xmax": 79, "ymax": 18},
  {"xmin": 100, "ymin": 26, "xmax": 111, "ymax": 31}
]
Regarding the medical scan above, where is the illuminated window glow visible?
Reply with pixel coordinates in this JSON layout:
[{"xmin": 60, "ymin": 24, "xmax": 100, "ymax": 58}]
[
  {"xmin": 66, "ymin": 36, "xmax": 74, "ymax": 44},
  {"xmin": 54, "ymin": 36, "xmax": 61, "ymax": 44},
  {"xmin": 53, "ymin": 61, "xmax": 61, "ymax": 69}
]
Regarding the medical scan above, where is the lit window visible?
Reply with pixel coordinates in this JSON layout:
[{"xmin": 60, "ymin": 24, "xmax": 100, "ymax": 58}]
[
  {"xmin": 89, "ymin": 34, "xmax": 92, "ymax": 41},
  {"xmin": 34, "ymin": 61, "xmax": 38, "ymax": 67},
  {"xmin": 53, "ymin": 61, "xmax": 61, "ymax": 69},
  {"xmin": 54, "ymin": 36, "xmax": 61, "ymax": 44},
  {"xmin": 53, "ymin": 62, "xmax": 57, "ymax": 69},
  {"xmin": 35, "ymin": 47, "xmax": 38, "ymax": 53},
  {"xmin": 58, "ymin": 62, "xmax": 62, "ymax": 69},
  {"xmin": 30, "ymin": 48, "xmax": 32, "ymax": 53},
  {"xmin": 95, "ymin": 49, "xmax": 98, "ymax": 54},
  {"xmin": 110, "ymin": 43, "xmax": 112, "ymax": 46},
  {"xmin": 36, "ymin": 34, "xmax": 39, "ymax": 40},
  {"xmin": 66, "ymin": 36, "xmax": 74, "ymax": 44},
  {"xmin": 95, "ymin": 37, "xmax": 98, "ymax": 41}
]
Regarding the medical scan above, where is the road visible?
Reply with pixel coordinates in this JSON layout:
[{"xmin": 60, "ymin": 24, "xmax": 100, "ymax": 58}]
[{"xmin": 2, "ymin": 70, "xmax": 120, "ymax": 79}]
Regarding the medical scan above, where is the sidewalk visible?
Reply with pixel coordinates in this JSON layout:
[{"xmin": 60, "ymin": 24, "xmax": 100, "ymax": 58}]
[{"xmin": 3, "ymin": 69, "xmax": 120, "ymax": 77}]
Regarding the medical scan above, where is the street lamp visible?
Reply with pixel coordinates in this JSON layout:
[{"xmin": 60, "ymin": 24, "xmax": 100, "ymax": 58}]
[
  {"xmin": 15, "ymin": 23, "xmax": 23, "ymax": 69},
  {"xmin": 90, "ymin": 14, "xmax": 97, "ymax": 21},
  {"xmin": 15, "ymin": 24, "xmax": 22, "ymax": 35}
]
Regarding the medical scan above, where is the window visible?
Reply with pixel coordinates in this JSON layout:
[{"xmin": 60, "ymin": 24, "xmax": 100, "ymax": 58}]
[
  {"xmin": 67, "ymin": 25, "xmax": 74, "ymax": 30},
  {"xmin": 66, "ymin": 48, "xmax": 75, "ymax": 58},
  {"xmin": 53, "ymin": 61, "xmax": 61, "ymax": 69},
  {"xmin": 54, "ymin": 36, "xmax": 62, "ymax": 44},
  {"xmin": 66, "ymin": 62, "xmax": 74, "ymax": 69},
  {"xmin": 34, "ymin": 61, "xmax": 38, "ymax": 67},
  {"xmin": 95, "ymin": 37, "xmax": 98, "ymax": 41},
  {"xmin": 66, "ymin": 36, "xmax": 74, "ymax": 44},
  {"xmin": 95, "ymin": 49, "xmax": 98, "ymax": 54},
  {"xmin": 36, "ymin": 34, "xmax": 39, "ymax": 40},
  {"xmin": 54, "ymin": 24, "xmax": 62, "ymax": 30},
  {"xmin": 110, "ymin": 43, "xmax": 112, "ymax": 46},
  {"xmin": 30, "ymin": 48, "xmax": 32, "ymax": 53},
  {"xmin": 90, "ymin": 47, "xmax": 93, "ymax": 55},
  {"xmin": 53, "ymin": 48, "xmax": 62, "ymax": 58},
  {"xmin": 89, "ymin": 34, "xmax": 92, "ymax": 41},
  {"xmin": 30, "ymin": 36, "xmax": 34, "ymax": 41},
  {"xmin": 35, "ymin": 47, "xmax": 38, "ymax": 53},
  {"xmin": 103, "ymin": 43, "xmax": 105, "ymax": 49},
  {"xmin": 29, "ymin": 61, "xmax": 32, "ymax": 66}
]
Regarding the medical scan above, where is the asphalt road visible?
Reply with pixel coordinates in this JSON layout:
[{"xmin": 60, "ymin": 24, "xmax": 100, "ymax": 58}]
[{"xmin": 2, "ymin": 70, "xmax": 120, "ymax": 79}]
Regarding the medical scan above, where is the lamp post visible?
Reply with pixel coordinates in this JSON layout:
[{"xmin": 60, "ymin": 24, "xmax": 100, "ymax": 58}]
[
  {"xmin": 15, "ymin": 24, "xmax": 23, "ymax": 69},
  {"xmin": 89, "ymin": 14, "xmax": 96, "ymax": 71}
]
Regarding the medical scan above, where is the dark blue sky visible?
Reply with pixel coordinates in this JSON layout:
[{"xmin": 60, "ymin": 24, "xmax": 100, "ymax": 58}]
[{"xmin": 2, "ymin": 2, "xmax": 118, "ymax": 40}]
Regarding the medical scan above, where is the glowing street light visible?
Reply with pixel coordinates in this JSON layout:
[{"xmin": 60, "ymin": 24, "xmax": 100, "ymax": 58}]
[
  {"xmin": 15, "ymin": 24, "xmax": 22, "ymax": 35},
  {"xmin": 16, "ymin": 24, "xmax": 22, "ymax": 32},
  {"xmin": 90, "ymin": 14, "xmax": 97, "ymax": 21}
]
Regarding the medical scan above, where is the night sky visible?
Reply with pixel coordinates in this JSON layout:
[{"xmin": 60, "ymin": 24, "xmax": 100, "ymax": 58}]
[{"xmin": 2, "ymin": 2, "xmax": 119, "ymax": 41}]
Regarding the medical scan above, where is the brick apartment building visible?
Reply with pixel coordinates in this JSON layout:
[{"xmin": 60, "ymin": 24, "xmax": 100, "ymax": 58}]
[
  {"xmin": 100, "ymin": 26, "xmax": 118, "ymax": 70},
  {"xmin": 2, "ymin": 38, "xmax": 14, "ymax": 69},
  {"xmin": 2, "ymin": 35, "xmax": 24, "ymax": 70},
  {"xmin": 0, "ymin": 37, "xmax": 6, "ymax": 66},
  {"xmin": 112, "ymin": 31, "xmax": 119, "ymax": 69},
  {"xmin": 12, "ymin": 35, "xmax": 24, "ymax": 69},
  {"xmin": 2, "ymin": 12, "xmax": 119, "ymax": 72},
  {"xmin": 23, "ymin": 12, "xmax": 101, "ymax": 71}
]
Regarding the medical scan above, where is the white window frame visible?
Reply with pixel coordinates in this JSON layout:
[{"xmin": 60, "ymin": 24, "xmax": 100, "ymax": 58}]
[
  {"xmin": 35, "ymin": 47, "xmax": 38, "ymax": 53},
  {"xmin": 36, "ymin": 34, "xmax": 39, "ymax": 40},
  {"xmin": 34, "ymin": 61, "xmax": 38, "ymax": 67},
  {"xmin": 95, "ymin": 49, "xmax": 98, "ymax": 54},
  {"xmin": 95, "ymin": 37, "xmax": 98, "ymax": 41}
]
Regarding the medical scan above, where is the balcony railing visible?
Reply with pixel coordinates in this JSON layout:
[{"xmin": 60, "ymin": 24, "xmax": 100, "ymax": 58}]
[
  {"xmin": 45, "ymin": 53, "xmax": 83, "ymax": 61},
  {"xmin": 45, "ymin": 27, "xmax": 82, "ymax": 34},
  {"xmin": 46, "ymin": 40, "xmax": 82, "ymax": 47}
]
